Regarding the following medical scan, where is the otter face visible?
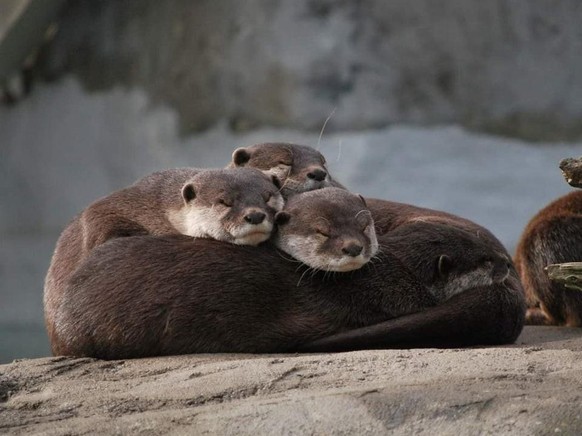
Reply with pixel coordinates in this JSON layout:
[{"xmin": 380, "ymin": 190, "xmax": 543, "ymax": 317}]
[
  {"xmin": 274, "ymin": 188, "xmax": 378, "ymax": 272},
  {"xmin": 172, "ymin": 168, "xmax": 284, "ymax": 246},
  {"xmin": 381, "ymin": 222, "xmax": 512, "ymax": 302},
  {"xmin": 433, "ymin": 252, "xmax": 511, "ymax": 301},
  {"xmin": 230, "ymin": 143, "xmax": 336, "ymax": 197}
]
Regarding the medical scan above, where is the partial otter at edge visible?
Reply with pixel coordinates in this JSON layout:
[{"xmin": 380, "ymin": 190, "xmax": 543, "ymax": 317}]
[{"xmin": 514, "ymin": 190, "xmax": 582, "ymax": 326}]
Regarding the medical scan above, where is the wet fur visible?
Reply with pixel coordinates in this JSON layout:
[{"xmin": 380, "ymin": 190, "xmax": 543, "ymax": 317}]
[{"xmin": 514, "ymin": 190, "xmax": 582, "ymax": 326}]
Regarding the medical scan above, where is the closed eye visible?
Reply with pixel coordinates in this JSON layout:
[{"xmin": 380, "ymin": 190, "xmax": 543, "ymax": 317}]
[
  {"xmin": 218, "ymin": 199, "xmax": 232, "ymax": 207},
  {"xmin": 316, "ymin": 229, "xmax": 330, "ymax": 238}
]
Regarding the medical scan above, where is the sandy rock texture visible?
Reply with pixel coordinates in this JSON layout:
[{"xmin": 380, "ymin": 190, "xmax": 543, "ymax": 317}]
[{"xmin": 2, "ymin": 326, "xmax": 582, "ymax": 435}]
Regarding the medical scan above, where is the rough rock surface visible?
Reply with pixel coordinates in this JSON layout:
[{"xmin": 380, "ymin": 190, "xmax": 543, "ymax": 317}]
[
  {"xmin": 36, "ymin": 0, "xmax": 582, "ymax": 139},
  {"xmin": 2, "ymin": 326, "xmax": 582, "ymax": 435}
]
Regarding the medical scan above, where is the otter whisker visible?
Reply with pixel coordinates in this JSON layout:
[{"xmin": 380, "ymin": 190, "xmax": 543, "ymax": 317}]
[
  {"xmin": 317, "ymin": 106, "xmax": 336, "ymax": 150},
  {"xmin": 297, "ymin": 266, "xmax": 313, "ymax": 287},
  {"xmin": 276, "ymin": 249, "xmax": 302, "ymax": 264},
  {"xmin": 355, "ymin": 209, "xmax": 372, "ymax": 220}
]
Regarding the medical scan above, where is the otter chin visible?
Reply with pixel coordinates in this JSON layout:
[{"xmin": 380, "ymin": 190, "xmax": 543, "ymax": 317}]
[
  {"xmin": 232, "ymin": 229, "xmax": 272, "ymax": 246},
  {"xmin": 274, "ymin": 188, "xmax": 378, "ymax": 272}
]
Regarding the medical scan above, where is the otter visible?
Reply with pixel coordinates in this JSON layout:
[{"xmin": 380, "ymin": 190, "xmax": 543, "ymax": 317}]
[
  {"xmin": 228, "ymin": 142, "xmax": 344, "ymax": 197},
  {"xmin": 80, "ymin": 167, "xmax": 284, "ymax": 249},
  {"xmin": 299, "ymin": 222, "xmax": 523, "ymax": 352},
  {"xmin": 44, "ymin": 167, "xmax": 283, "ymax": 351},
  {"xmin": 49, "ymin": 200, "xmax": 523, "ymax": 358},
  {"xmin": 514, "ymin": 190, "xmax": 582, "ymax": 326},
  {"xmin": 274, "ymin": 188, "xmax": 378, "ymax": 272}
]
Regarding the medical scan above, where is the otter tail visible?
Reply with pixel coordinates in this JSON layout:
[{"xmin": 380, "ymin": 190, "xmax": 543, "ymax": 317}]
[{"xmin": 298, "ymin": 276, "xmax": 526, "ymax": 352}]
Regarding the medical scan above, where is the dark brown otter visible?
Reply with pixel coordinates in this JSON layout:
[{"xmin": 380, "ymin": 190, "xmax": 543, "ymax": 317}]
[
  {"xmin": 300, "ymin": 222, "xmax": 524, "ymax": 352},
  {"xmin": 50, "ymin": 217, "xmax": 523, "ymax": 359},
  {"xmin": 51, "ymin": 235, "xmax": 437, "ymax": 358},
  {"xmin": 514, "ymin": 190, "xmax": 582, "ymax": 326},
  {"xmin": 228, "ymin": 142, "xmax": 345, "ymax": 197},
  {"xmin": 44, "ymin": 167, "xmax": 283, "ymax": 352}
]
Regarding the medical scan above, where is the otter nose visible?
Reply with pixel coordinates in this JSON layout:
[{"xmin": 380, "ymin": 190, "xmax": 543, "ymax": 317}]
[
  {"xmin": 307, "ymin": 168, "xmax": 327, "ymax": 182},
  {"xmin": 342, "ymin": 242, "xmax": 363, "ymax": 257},
  {"xmin": 245, "ymin": 211, "xmax": 266, "ymax": 225}
]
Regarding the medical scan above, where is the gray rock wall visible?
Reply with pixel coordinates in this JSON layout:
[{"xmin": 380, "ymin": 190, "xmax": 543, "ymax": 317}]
[{"xmin": 37, "ymin": 0, "xmax": 582, "ymax": 140}]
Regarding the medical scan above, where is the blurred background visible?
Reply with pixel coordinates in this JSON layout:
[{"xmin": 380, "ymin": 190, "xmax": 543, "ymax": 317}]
[{"xmin": 1, "ymin": 0, "xmax": 581, "ymax": 363}]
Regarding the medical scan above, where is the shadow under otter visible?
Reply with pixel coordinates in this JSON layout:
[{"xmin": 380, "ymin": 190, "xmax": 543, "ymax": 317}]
[{"xmin": 53, "ymin": 222, "xmax": 525, "ymax": 359}]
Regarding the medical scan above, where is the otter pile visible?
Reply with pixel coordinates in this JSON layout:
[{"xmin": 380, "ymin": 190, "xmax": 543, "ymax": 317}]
[{"xmin": 44, "ymin": 143, "xmax": 526, "ymax": 359}]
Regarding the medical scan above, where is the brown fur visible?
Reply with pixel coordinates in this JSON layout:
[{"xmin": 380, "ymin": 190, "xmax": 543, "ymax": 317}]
[
  {"xmin": 228, "ymin": 142, "xmax": 345, "ymax": 197},
  {"xmin": 514, "ymin": 190, "xmax": 582, "ymax": 326},
  {"xmin": 49, "ymin": 197, "xmax": 524, "ymax": 358},
  {"xmin": 297, "ymin": 198, "xmax": 526, "ymax": 351},
  {"xmin": 300, "ymin": 222, "xmax": 524, "ymax": 352},
  {"xmin": 52, "ymin": 235, "xmax": 438, "ymax": 358},
  {"xmin": 44, "ymin": 167, "xmax": 282, "ymax": 352}
]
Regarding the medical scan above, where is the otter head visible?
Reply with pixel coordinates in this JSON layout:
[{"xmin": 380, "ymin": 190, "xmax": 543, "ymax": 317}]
[
  {"xmin": 383, "ymin": 222, "xmax": 513, "ymax": 302},
  {"xmin": 274, "ymin": 187, "xmax": 378, "ymax": 272},
  {"xmin": 172, "ymin": 168, "xmax": 284, "ymax": 246},
  {"xmin": 229, "ymin": 143, "xmax": 338, "ymax": 197}
]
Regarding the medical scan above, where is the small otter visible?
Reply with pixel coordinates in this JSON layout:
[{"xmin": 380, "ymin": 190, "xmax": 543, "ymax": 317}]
[
  {"xmin": 228, "ymin": 142, "xmax": 344, "ymax": 197},
  {"xmin": 274, "ymin": 188, "xmax": 378, "ymax": 272},
  {"xmin": 49, "ymin": 213, "xmax": 524, "ymax": 358},
  {"xmin": 44, "ymin": 167, "xmax": 283, "ymax": 351},
  {"xmin": 514, "ymin": 190, "xmax": 582, "ymax": 326}
]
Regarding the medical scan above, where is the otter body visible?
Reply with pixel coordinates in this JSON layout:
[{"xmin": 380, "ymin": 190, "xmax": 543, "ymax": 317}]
[
  {"xmin": 53, "ymin": 235, "xmax": 437, "ymax": 358},
  {"xmin": 51, "ymin": 214, "xmax": 523, "ymax": 358},
  {"xmin": 515, "ymin": 190, "xmax": 582, "ymax": 326},
  {"xmin": 44, "ymin": 167, "xmax": 283, "ymax": 351}
]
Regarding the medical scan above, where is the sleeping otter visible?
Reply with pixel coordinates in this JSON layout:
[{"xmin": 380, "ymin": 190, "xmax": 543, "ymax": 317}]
[
  {"xmin": 274, "ymin": 188, "xmax": 377, "ymax": 272},
  {"xmin": 44, "ymin": 167, "xmax": 283, "ymax": 351},
  {"xmin": 228, "ymin": 142, "xmax": 345, "ymax": 197},
  {"xmin": 49, "ymin": 197, "xmax": 523, "ymax": 358}
]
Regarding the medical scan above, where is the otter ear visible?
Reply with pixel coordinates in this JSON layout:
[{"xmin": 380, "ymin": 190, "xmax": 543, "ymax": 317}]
[
  {"xmin": 182, "ymin": 183, "xmax": 196, "ymax": 204},
  {"xmin": 271, "ymin": 175, "xmax": 282, "ymax": 190},
  {"xmin": 358, "ymin": 194, "xmax": 367, "ymax": 207},
  {"xmin": 275, "ymin": 211, "xmax": 291, "ymax": 226},
  {"xmin": 232, "ymin": 147, "xmax": 251, "ymax": 166},
  {"xmin": 437, "ymin": 255, "xmax": 453, "ymax": 278}
]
